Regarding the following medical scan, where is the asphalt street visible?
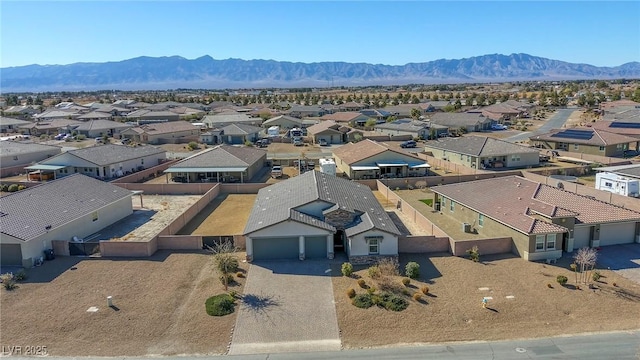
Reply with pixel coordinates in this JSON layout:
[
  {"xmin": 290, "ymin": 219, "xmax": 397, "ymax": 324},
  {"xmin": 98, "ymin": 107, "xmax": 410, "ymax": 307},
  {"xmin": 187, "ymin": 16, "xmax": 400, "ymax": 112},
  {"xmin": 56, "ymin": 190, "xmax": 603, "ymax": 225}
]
[{"xmin": 504, "ymin": 108, "xmax": 576, "ymax": 143}]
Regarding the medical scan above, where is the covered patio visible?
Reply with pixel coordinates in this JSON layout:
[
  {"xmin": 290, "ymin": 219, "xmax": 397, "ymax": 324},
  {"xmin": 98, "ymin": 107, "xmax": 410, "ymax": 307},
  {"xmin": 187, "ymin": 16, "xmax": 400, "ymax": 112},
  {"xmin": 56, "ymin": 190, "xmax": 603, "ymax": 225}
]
[
  {"xmin": 351, "ymin": 162, "xmax": 430, "ymax": 180},
  {"xmin": 24, "ymin": 164, "xmax": 67, "ymax": 181},
  {"xmin": 163, "ymin": 166, "xmax": 248, "ymax": 183}
]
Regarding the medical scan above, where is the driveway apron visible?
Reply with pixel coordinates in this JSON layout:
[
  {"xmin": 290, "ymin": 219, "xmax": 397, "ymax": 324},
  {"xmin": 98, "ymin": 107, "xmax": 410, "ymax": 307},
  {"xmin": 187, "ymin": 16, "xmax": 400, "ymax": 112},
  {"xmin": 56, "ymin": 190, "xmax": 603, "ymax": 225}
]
[{"xmin": 228, "ymin": 260, "xmax": 341, "ymax": 355}]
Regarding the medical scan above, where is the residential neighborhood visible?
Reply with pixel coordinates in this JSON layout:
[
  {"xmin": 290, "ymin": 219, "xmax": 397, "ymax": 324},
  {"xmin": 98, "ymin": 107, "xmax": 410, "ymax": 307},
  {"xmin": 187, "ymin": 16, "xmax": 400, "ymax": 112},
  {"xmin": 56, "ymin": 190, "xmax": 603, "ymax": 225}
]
[{"xmin": 2, "ymin": 83, "xmax": 640, "ymax": 358}]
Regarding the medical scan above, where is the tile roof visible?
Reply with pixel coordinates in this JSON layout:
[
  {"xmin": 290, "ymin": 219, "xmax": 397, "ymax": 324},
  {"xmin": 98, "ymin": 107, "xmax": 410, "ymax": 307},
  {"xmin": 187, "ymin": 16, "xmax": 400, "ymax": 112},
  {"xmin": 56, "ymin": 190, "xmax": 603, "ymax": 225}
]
[
  {"xmin": 220, "ymin": 123, "xmax": 263, "ymax": 135},
  {"xmin": 170, "ymin": 145, "xmax": 266, "ymax": 169},
  {"xmin": 591, "ymin": 120, "xmax": 640, "ymax": 136},
  {"xmin": 0, "ymin": 141, "xmax": 61, "ymax": 156},
  {"xmin": 531, "ymin": 128, "xmax": 637, "ymax": 146},
  {"xmin": 0, "ymin": 174, "xmax": 132, "ymax": 241},
  {"xmin": 427, "ymin": 112, "xmax": 488, "ymax": 127},
  {"xmin": 432, "ymin": 175, "xmax": 640, "ymax": 235},
  {"xmin": 425, "ymin": 136, "xmax": 539, "ymax": 156},
  {"xmin": 73, "ymin": 120, "xmax": 133, "ymax": 131},
  {"xmin": 332, "ymin": 139, "xmax": 422, "ymax": 165},
  {"xmin": 262, "ymin": 115, "xmax": 304, "ymax": 127},
  {"xmin": 202, "ymin": 113, "xmax": 256, "ymax": 125},
  {"xmin": 125, "ymin": 121, "xmax": 199, "ymax": 135},
  {"xmin": 244, "ymin": 171, "xmax": 400, "ymax": 236},
  {"xmin": 307, "ymin": 120, "xmax": 341, "ymax": 134},
  {"xmin": 45, "ymin": 144, "xmax": 165, "ymax": 166}
]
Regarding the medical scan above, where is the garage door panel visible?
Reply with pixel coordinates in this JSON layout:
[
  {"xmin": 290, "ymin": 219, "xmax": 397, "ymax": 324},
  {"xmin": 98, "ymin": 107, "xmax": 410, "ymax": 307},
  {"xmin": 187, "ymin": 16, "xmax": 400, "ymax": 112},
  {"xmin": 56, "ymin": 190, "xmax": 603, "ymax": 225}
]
[
  {"xmin": 253, "ymin": 237, "xmax": 298, "ymax": 260},
  {"xmin": 1, "ymin": 244, "xmax": 23, "ymax": 266},
  {"xmin": 573, "ymin": 226, "xmax": 591, "ymax": 250},
  {"xmin": 600, "ymin": 222, "xmax": 635, "ymax": 246},
  {"xmin": 305, "ymin": 236, "xmax": 327, "ymax": 259}
]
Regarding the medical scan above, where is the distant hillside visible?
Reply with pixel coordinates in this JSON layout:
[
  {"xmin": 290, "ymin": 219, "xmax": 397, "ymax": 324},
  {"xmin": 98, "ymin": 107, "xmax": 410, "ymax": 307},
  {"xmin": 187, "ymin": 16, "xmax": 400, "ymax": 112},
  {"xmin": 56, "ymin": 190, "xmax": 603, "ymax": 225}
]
[{"xmin": 1, "ymin": 53, "xmax": 639, "ymax": 92}]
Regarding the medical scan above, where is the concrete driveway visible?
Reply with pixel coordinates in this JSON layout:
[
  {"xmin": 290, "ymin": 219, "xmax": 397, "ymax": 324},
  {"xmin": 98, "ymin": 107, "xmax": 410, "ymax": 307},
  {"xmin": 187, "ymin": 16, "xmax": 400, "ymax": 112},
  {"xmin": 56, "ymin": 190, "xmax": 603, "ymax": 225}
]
[
  {"xmin": 504, "ymin": 108, "xmax": 576, "ymax": 143},
  {"xmin": 597, "ymin": 244, "xmax": 640, "ymax": 284},
  {"xmin": 228, "ymin": 260, "xmax": 341, "ymax": 355}
]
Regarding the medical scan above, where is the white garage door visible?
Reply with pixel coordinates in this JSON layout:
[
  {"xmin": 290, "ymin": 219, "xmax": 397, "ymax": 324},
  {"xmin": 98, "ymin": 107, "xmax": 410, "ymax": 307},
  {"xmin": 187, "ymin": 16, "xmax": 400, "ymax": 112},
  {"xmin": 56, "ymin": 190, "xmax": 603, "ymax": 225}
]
[
  {"xmin": 573, "ymin": 226, "xmax": 591, "ymax": 250},
  {"xmin": 599, "ymin": 222, "xmax": 636, "ymax": 246}
]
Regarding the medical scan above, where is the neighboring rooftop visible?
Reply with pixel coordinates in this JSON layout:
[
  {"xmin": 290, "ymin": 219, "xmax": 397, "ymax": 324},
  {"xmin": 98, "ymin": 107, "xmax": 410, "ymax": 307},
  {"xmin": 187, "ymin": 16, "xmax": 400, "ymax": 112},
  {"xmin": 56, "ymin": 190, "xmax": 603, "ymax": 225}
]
[
  {"xmin": 0, "ymin": 141, "xmax": 61, "ymax": 156},
  {"xmin": 169, "ymin": 145, "xmax": 266, "ymax": 169},
  {"xmin": 532, "ymin": 128, "xmax": 638, "ymax": 146},
  {"xmin": 0, "ymin": 174, "xmax": 132, "ymax": 241},
  {"xmin": 333, "ymin": 139, "xmax": 419, "ymax": 165},
  {"xmin": 425, "ymin": 136, "xmax": 539, "ymax": 156},
  {"xmin": 46, "ymin": 144, "xmax": 165, "ymax": 166},
  {"xmin": 220, "ymin": 123, "xmax": 263, "ymax": 135}
]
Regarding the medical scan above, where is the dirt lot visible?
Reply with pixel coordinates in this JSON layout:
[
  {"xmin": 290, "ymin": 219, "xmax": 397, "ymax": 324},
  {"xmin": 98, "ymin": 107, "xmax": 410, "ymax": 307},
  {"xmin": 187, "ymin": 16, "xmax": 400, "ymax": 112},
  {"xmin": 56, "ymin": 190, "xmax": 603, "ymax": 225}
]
[
  {"xmin": 0, "ymin": 251, "xmax": 249, "ymax": 356},
  {"xmin": 179, "ymin": 194, "xmax": 256, "ymax": 235},
  {"xmin": 332, "ymin": 253, "xmax": 640, "ymax": 348}
]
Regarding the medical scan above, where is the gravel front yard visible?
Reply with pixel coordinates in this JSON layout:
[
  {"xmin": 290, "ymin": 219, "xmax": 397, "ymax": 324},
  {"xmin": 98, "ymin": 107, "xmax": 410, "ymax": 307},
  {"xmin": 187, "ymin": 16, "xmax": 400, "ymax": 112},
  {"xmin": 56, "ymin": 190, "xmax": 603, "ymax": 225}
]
[
  {"xmin": 333, "ymin": 253, "xmax": 640, "ymax": 348},
  {"xmin": 0, "ymin": 251, "xmax": 248, "ymax": 356}
]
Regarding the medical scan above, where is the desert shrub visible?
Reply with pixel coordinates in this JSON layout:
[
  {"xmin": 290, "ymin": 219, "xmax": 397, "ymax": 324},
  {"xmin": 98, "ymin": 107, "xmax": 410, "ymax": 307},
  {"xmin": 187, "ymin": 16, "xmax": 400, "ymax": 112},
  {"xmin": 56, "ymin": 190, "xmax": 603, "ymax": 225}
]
[
  {"xmin": 547, "ymin": 283, "xmax": 553, "ymax": 289},
  {"xmin": 228, "ymin": 290, "xmax": 238, "ymax": 298},
  {"xmin": 413, "ymin": 293, "xmax": 423, "ymax": 301},
  {"xmin": 352, "ymin": 294, "xmax": 373, "ymax": 309},
  {"xmin": 236, "ymin": 272, "xmax": 244, "ymax": 278},
  {"xmin": 402, "ymin": 289, "xmax": 410, "ymax": 296},
  {"xmin": 215, "ymin": 254, "xmax": 239, "ymax": 274},
  {"xmin": 381, "ymin": 292, "xmax": 409, "ymax": 311},
  {"xmin": 219, "ymin": 274, "xmax": 234, "ymax": 286},
  {"xmin": 205, "ymin": 294, "xmax": 235, "ymax": 316},
  {"xmin": 357, "ymin": 279, "xmax": 366, "ymax": 288},
  {"xmin": 592, "ymin": 271, "xmax": 601, "ymax": 281},
  {"xmin": 613, "ymin": 282, "xmax": 617, "ymax": 287},
  {"xmin": 17, "ymin": 185, "xmax": 25, "ymax": 191},
  {"xmin": 0, "ymin": 184, "xmax": 8, "ymax": 192},
  {"xmin": 420, "ymin": 285, "xmax": 430, "ymax": 295},
  {"xmin": 377, "ymin": 258, "xmax": 399, "ymax": 276},
  {"xmin": 341, "ymin": 262, "xmax": 353, "ymax": 277},
  {"xmin": 0, "ymin": 273, "xmax": 17, "ymax": 291},
  {"xmin": 405, "ymin": 262, "xmax": 420, "ymax": 279},
  {"xmin": 368, "ymin": 265, "xmax": 381, "ymax": 279},
  {"xmin": 466, "ymin": 246, "xmax": 480, "ymax": 262},
  {"xmin": 366, "ymin": 286, "xmax": 377, "ymax": 295},
  {"xmin": 14, "ymin": 270, "xmax": 27, "ymax": 281},
  {"xmin": 40, "ymin": 134, "xmax": 49, "ymax": 140},
  {"xmin": 401, "ymin": 277, "xmax": 411, "ymax": 286},
  {"xmin": 188, "ymin": 141, "xmax": 199, "ymax": 150},
  {"xmin": 7, "ymin": 184, "xmax": 19, "ymax": 192},
  {"xmin": 346, "ymin": 288, "xmax": 356, "ymax": 298},
  {"xmin": 377, "ymin": 275, "xmax": 402, "ymax": 293},
  {"xmin": 76, "ymin": 134, "xmax": 86, "ymax": 140},
  {"xmin": 556, "ymin": 275, "xmax": 568, "ymax": 286}
]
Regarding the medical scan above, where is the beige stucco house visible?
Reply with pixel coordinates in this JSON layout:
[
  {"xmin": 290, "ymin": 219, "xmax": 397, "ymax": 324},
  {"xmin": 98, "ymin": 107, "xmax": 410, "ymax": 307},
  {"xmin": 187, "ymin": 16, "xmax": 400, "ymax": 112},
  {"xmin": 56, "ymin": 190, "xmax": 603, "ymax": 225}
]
[
  {"xmin": 120, "ymin": 121, "xmax": 200, "ymax": 145},
  {"xmin": 530, "ymin": 128, "xmax": 638, "ymax": 157},
  {"xmin": 0, "ymin": 174, "xmax": 133, "ymax": 267}
]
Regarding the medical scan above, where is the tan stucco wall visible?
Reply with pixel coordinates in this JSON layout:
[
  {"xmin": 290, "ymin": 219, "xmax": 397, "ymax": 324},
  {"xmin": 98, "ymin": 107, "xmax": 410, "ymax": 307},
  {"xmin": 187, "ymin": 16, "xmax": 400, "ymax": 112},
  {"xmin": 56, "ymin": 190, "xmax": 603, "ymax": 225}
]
[{"xmin": 398, "ymin": 236, "xmax": 450, "ymax": 253}]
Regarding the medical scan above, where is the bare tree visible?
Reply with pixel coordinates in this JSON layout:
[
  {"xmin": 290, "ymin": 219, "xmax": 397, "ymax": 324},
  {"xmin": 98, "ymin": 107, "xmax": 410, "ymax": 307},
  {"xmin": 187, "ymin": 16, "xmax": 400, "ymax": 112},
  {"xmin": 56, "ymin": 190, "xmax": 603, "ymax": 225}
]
[
  {"xmin": 208, "ymin": 240, "xmax": 239, "ymax": 291},
  {"xmin": 574, "ymin": 247, "xmax": 598, "ymax": 284}
]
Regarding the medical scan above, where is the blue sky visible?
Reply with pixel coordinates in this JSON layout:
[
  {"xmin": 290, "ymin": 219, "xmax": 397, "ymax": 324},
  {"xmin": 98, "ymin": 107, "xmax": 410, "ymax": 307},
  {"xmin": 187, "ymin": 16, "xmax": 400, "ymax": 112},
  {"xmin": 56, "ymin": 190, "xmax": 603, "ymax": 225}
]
[{"xmin": 1, "ymin": 1, "xmax": 639, "ymax": 68}]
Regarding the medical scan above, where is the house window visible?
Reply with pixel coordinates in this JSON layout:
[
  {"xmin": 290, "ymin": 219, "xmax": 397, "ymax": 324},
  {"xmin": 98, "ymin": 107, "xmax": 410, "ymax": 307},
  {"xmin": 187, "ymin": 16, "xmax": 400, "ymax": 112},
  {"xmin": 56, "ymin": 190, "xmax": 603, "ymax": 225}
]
[
  {"xmin": 574, "ymin": 144, "xmax": 579, "ymax": 150},
  {"xmin": 13, "ymin": 156, "xmax": 18, "ymax": 161},
  {"xmin": 511, "ymin": 155, "xmax": 520, "ymax": 161},
  {"xmin": 92, "ymin": 211, "xmax": 98, "ymax": 222},
  {"xmin": 478, "ymin": 214, "xmax": 484, "ymax": 227},
  {"xmin": 366, "ymin": 236, "xmax": 381, "ymax": 255},
  {"xmin": 535, "ymin": 235, "xmax": 545, "ymax": 251},
  {"xmin": 599, "ymin": 146, "xmax": 605, "ymax": 151},
  {"xmin": 546, "ymin": 234, "xmax": 556, "ymax": 250},
  {"xmin": 449, "ymin": 200, "xmax": 455, "ymax": 212},
  {"xmin": 141, "ymin": 159, "xmax": 144, "ymax": 165}
]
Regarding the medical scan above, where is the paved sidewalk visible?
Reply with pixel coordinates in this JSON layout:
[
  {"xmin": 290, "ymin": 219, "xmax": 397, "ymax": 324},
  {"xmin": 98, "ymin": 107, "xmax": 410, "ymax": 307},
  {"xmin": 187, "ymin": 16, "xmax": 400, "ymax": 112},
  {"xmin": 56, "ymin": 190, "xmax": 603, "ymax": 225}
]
[{"xmin": 228, "ymin": 260, "xmax": 341, "ymax": 355}]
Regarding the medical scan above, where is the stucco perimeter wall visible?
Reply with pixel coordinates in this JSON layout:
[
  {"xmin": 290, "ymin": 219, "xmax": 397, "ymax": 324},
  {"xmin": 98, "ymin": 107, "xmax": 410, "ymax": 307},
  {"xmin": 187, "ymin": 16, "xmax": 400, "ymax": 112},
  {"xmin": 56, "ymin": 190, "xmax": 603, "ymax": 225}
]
[
  {"xmin": 398, "ymin": 236, "xmax": 450, "ymax": 253},
  {"xmin": 1, "ymin": 164, "xmax": 28, "ymax": 177},
  {"xmin": 158, "ymin": 184, "xmax": 222, "ymax": 236},
  {"xmin": 220, "ymin": 183, "xmax": 270, "ymax": 194},
  {"xmin": 110, "ymin": 159, "xmax": 178, "ymax": 184},
  {"xmin": 157, "ymin": 235, "xmax": 202, "ymax": 250},
  {"xmin": 521, "ymin": 172, "xmax": 640, "ymax": 212},
  {"xmin": 450, "ymin": 237, "xmax": 513, "ymax": 257},
  {"xmin": 101, "ymin": 238, "xmax": 158, "ymax": 257},
  {"xmin": 417, "ymin": 153, "xmax": 490, "ymax": 176},
  {"xmin": 377, "ymin": 180, "xmax": 449, "ymax": 238},
  {"xmin": 115, "ymin": 183, "xmax": 217, "ymax": 195}
]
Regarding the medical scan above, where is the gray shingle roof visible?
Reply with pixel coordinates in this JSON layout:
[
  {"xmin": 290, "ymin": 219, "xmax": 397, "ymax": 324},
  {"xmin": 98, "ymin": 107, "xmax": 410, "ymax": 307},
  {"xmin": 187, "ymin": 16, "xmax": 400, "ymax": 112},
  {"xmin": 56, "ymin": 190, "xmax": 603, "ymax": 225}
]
[
  {"xmin": 221, "ymin": 123, "xmax": 263, "ymax": 135},
  {"xmin": 375, "ymin": 119, "xmax": 428, "ymax": 132},
  {"xmin": 0, "ymin": 117, "xmax": 30, "ymax": 127},
  {"xmin": 244, "ymin": 171, "xmax": 400, "ymax": 236},
  {"xmin": 0, "ymin": 141, "xmax": 61, "ymax": 156},
  {"xmin": 0, "ymin": 174, "xmax": 132, "ymax": 241},
  {"xmin": 72, "ymin": 120, "xmax": 133, "ymax": 131},
  {"xmin": 170, "ymin": 145, "xmax": 266, "ymax": 169},
  {"xmin": 427, "ymin": 112, "xmax": 488, "ymax": 127},
  {"xmin": 50, "ymin": 144, "xmax": 165, "ymax": 166},
  {"xmin": 425, "ymin": 136, "xmax": 539, "ymax": 156}
]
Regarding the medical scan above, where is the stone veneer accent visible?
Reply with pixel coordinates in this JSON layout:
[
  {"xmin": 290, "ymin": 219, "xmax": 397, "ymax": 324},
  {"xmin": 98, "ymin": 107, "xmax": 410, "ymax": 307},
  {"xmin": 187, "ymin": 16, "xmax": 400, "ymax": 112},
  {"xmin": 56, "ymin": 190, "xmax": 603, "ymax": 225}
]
[{"xmin": 349, "ymin": 254, "xmax": 398, "ymax": 265}]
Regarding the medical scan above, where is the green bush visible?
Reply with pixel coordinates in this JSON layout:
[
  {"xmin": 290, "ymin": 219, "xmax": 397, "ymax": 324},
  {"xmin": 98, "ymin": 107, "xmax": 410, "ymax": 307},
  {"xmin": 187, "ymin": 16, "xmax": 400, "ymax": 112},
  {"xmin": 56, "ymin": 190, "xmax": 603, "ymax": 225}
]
[
  {"xmin": 368, "ymin": 265, "xmax": 381, "ymax": 279},
  {"xmin": 219, "ymin": 274, "xmax": 234, "ymax": 286},
  {"xmin": 346, "ymin": 288, "xmax": 356, "ymax": 298},
  {"xmin": 188, "ymin": 141, "xmax": 199, "ymax": 150},
  {"xmin": 401, "ymin": 277, "xmax": 410, "ymax": 286},
  {"xmin": 556, "ymin": 275, "xmax": 568, "ymax": 286},
  {"xmin": 466, "ymin": 245, "xmax": 480, "ymax": 262},
  {"xmin": 592, "ymin": 271, "xmax": 601, "ymax": 281},
  {"xmin": 0, "ymin": 273, "xmax": 17, "ymax": 291},
  {"xmin": 17, "ymin": 185, "xmax": 25, "ymax": 191},
  {"xmin": 401, "ymin": 289, "xmax": 410, "ymax": 296},
  {"xmin": 14, "ymin": 270, "xmax": 27, "ymax": 281},
  {"xmin": 76, "ymin": 134, "xmax": 86, "ymax": 140},
  {"xmin": 380, "ymin": 292, "xmax": 409, "ymax": 311},
  {"xmin": 366, "ymin": 286, "xmax": 377, "ymax": 295},
  {"xmin": 205, "ymin": 294, "xmax": 236, "ymax": 316},
  {"xmin": 7, "ymin": 184, "xmax": 19, "ymax": 192},
  {"xmin": 0, "ymin": 184, "xmax": 8, "ymax": 192},
  {"xmin": 40, "ymin": 134, "xmax": 49, "ymax": 140},
  {"xmin": 341, "ymin": 262, "xmax": 353, "ymax": 277},
  {"xmin": 357, "ymin": 279, "xmax": 366, "ymax": 288},
  {"xmin": 405, "ymin": 262, "xmax": 420, "ymax": 279},
  {"xmin": 352, "ymin": 294, "xmax": 373, "ymax": 309}
]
